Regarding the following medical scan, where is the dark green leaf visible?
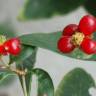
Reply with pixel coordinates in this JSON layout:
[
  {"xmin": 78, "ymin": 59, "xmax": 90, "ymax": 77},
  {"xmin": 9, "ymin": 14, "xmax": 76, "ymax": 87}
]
[
  {"xmin": 9, "ymin": 45, "xmax": 37, "ymax": 65},
  {"xmin": 55, "ymin": 68, "xmax": 95, "ymax": 96},
  {"xmin": 33, "ymin": 68, "xmax": 54, "ymax": 96},
  {"xmin": 16, "ymin": 46, "xmax": 37, "ymax": 96},
  {"xmin": 20, "ymin": 32, "xmax": 95, "ymax": 61},
  {"xmin": 16, "ymin": 46, "xmax": 37, "ymax": 69},
  {"xmin": 25, "ymin": 73, "xmax": 32, "ymax": 96},
  {"xmin": 18, "ymin": 74, "xmax": 32, "ymax": 96},
  {"xmin": 84, "ymin": 0, "xmax": 96, "ymax": 16},
  {"xmin": 18, "ymin": 0, "xmax": 86, "ymax": 20}
]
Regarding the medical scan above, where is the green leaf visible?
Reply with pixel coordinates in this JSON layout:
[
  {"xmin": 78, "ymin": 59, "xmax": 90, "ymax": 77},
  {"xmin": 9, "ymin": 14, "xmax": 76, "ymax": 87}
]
[
  {"xmin": 18, "ymin": 74, "xmax": 32, "ymax": 96},
  {"xmin": 33, "ymin": 68, "xmax": 54, "ymax": 96},
  {"xmin": 16, "ymin": 46, "xmax": 37, "ymax": 69},
  {"xmin": 20, "ymin": 32, "xmax": 61, "ymax": 53},
  {"xmin": 20, "ymin": 32, "xmax": 95, "ymax": 61},
  {"xmin": 16, "ymin": 46, "xmax": 37, "ymax": 96},
  {"xmin": 10, "ymin": 45, "xmax": 37, "ymax": 65},
  {"xmin": 18, "ymin": 0, "xmax": 86, "ymax": 20},
  {"xmin": 0, "ymin": 70, "xmax": 16, "ymax": 86},
  {"xmin": 55, "ymin": 68, "xmax": 95, "ymax": 96},
  {"xmin": 84, "ymin": 0, "xmax": 96, "ymax": 16},
  {"xmin": 25, "ymin": 72, "xmax": 32, "ymax": 96}
]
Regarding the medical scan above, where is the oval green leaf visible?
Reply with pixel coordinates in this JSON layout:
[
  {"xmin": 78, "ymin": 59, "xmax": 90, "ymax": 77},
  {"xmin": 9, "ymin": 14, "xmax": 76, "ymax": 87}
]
[
  {"xmin": 20, "ymin": 32, "xmax": 96, "ymax": 61},
  {"xmin": 33, "ymin": 68, "xmax": 54, "ymax": 96},
  {"xmin": 55, "ymin": 68, "xmax": 95, "ymax": 96}
]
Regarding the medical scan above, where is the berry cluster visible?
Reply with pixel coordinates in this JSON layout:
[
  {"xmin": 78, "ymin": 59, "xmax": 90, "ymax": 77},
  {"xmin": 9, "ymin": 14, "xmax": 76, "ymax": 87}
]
[
  {"xmin": 0, "ymin": 36, "xmax": 21, "ymax": 56},
  {"xmin": 58, "ymin": 15, "xmax": 96, "ymax": 54}
]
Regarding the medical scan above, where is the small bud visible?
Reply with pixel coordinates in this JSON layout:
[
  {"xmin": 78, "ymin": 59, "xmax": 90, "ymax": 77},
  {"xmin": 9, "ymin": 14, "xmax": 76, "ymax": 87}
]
[{"xmin": 0, "ymin": 35, "xmax": 6, "ymax": 45}]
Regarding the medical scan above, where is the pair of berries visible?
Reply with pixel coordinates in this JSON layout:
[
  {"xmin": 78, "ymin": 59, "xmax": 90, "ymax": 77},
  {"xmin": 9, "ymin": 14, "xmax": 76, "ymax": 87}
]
[
  {"xmin": 58, "ymin": 15, "xmax": 96, "ymax": 54},
  {"xmin": 0, "ymin": 36, "xmax": 21, "ymax": 56}
]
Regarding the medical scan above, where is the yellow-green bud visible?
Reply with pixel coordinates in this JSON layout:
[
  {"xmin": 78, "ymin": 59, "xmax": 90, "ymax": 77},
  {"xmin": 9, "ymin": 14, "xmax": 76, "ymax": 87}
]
[{"xmin": 0, "ymin": 35, "xmax": 6, "ymax": 45}]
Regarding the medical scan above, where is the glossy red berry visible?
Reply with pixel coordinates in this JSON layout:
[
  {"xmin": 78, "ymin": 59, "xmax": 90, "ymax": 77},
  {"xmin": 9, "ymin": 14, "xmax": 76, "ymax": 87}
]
[
  {"xmin": 4, "ymin": 38, "xmax": 21, "ymax": 55},
  {"xmin": 80, "ymin": 38, "xmax": 96, "ymax": 54},
  {"xmin": 58, "ymin": 36, "xmax": 75, "ymax": 53},
  {"xmin": 79, "ymin": 15, "xmax": 96, "ymax": 35},
  {"xmin": 0, "ymin": 45, "xmax": 7, "ymax": 55},
  {"xmin": 63, "ymin": 24, "xmax": 78, "ymax": 36}
]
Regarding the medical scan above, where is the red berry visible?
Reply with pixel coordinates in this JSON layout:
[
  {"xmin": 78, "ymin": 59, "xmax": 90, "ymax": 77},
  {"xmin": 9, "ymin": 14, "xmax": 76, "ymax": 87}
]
[
  {"xmin": 79, "ymin": 15, "xmax": 96, "ymax": 35},
  {"xmin": 63, "ymin": 24, "xmax": 78, "ymax": 36},
  {"xmin": 0, "ymin": 45, "xmax": 7, "ymax": 55},
  {"xmin": 80, "ymin": 38, "xmax": 96, "ymax": 54},
  {"xmin": 4, "ymin": 38, "xmax": 21, "ymax": 55},
  {"xmin": 57, "ymin": 36, "xmax": 75, "ymax": 53}
]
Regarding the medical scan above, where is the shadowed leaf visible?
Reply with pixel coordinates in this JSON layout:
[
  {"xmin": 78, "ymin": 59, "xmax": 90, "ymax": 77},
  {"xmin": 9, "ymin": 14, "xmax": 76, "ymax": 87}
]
[
  {"xmin": 18, "ymin": 0, "xmax": 86, "ymax": 20},
  {"xmin": 55, "ymin": 68, "xmax": 95, "ymax": 96},
  {"xmin": 33, "ymin": 68, "xmax": 54, "ymax": 96},
  {"xmin": 84, "ymin": 0, "xmax": 96, "ymax": 16}
]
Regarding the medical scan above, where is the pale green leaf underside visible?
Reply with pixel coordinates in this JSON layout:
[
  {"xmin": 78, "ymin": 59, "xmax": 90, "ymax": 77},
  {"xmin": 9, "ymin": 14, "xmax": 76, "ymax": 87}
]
[{"xmin": 0, "ymin": 71, "xmax": 15, "ymax": 86}]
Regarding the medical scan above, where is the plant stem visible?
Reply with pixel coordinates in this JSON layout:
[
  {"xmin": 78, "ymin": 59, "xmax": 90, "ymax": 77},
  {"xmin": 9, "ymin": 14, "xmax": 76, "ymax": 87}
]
[
  {"xmin": 0, "ymin": 56, "xmax": 28, "ymax": 96},
  {"xmin": 0, "ymin": 57, "xmax": 28, "ymax": 96},
  {"xmin": 22, "ymin": 76, "xmax": 28, "ymax": 96}
]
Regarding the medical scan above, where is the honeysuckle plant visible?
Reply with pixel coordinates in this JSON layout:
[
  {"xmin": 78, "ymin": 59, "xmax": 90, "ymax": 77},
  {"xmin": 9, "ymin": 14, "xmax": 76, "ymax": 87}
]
[
  {"xmin": 0, "ymin": 14, "xmax": 96, "ymax": 96},
  {"xmin": 1, "ymin": 0, "xmax": 96, "ymax": 96}
]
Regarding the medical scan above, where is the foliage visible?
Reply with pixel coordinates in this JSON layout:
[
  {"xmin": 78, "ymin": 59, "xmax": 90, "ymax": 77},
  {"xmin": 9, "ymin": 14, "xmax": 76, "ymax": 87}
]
[
  {"xmin": 18, "ymin": 0, "xmax": 96, "ymax": 20},
  {"xmin": 55, "ymin": 68, "xmax": 95, "ymax": 96}
]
